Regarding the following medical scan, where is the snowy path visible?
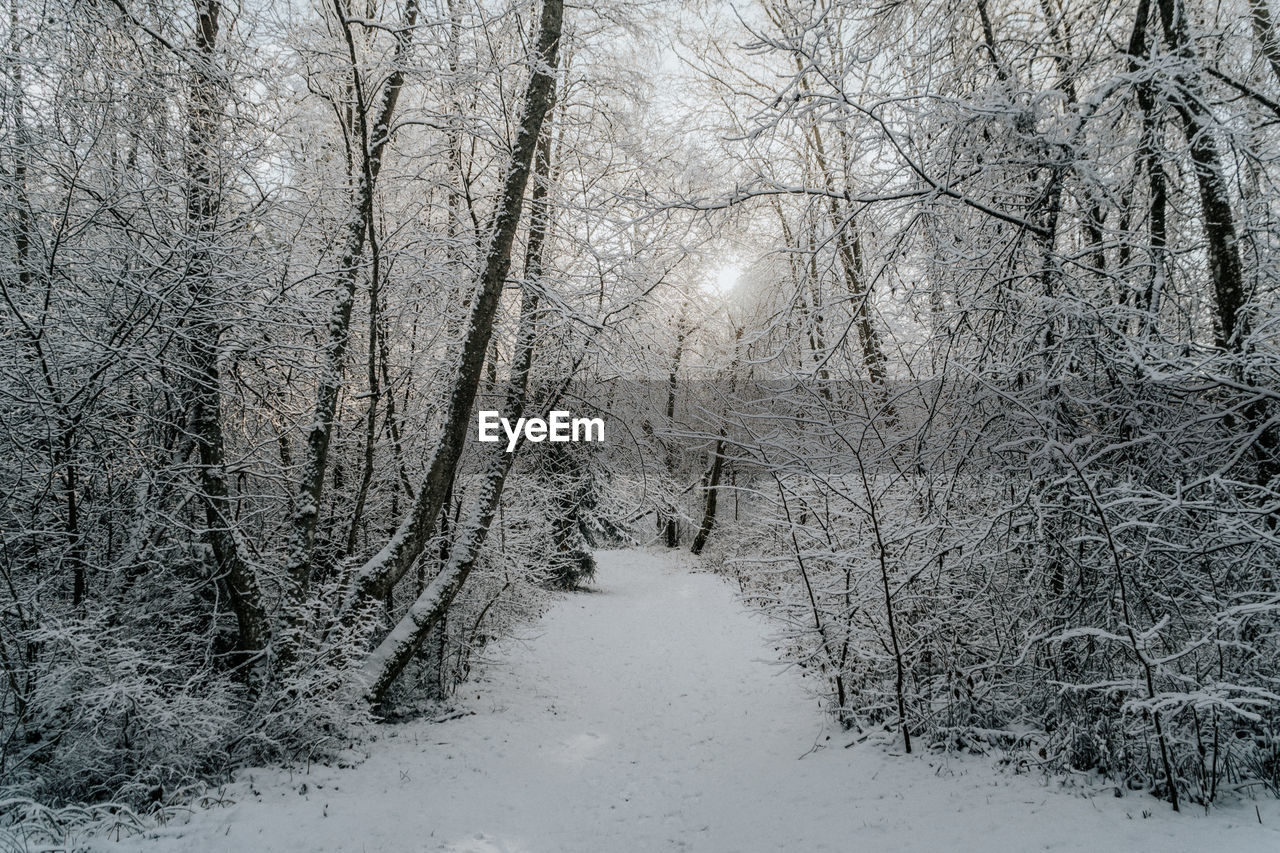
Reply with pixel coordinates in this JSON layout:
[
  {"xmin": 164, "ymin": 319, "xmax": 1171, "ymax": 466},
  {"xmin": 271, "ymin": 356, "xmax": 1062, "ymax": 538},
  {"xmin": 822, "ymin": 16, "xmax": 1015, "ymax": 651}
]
[{"xmin": 115, "ymin": 549, "xmax": 1278, "ymax": 852}]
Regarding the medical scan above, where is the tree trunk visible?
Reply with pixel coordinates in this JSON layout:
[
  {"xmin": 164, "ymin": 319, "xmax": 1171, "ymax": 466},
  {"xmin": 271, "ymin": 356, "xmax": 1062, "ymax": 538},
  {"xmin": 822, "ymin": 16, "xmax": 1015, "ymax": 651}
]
[
  {"xmin": 661, "ymin": 310, "xmax": 687, "ymax": 548},
  {"xmin": 1126, "ymin": 0, "xmax": 1168, "ymax": 335},
  {"xmin": 1154, "ymin": 0, "xmax": 1278, "ymax": 488},
  {"xmin": 691, "ymin": 326, "xmax": 741, "ymax": 557},
  {"xmin": 423, "ymin": 613, "xmax": 448, "ymax": 701},
  {"xmin": 1250, "ymin": 0, "xmax": 1280, "ymax": 86},
  {"xmin": 184, "ymin": 0, "xmax": 270, "ymax": 667},
  {"xmin": 690, "ymin": 432, "xmax": 724, "ymax": 556},
  {"xmin": 806, "ymin": 120, "xmax": 886, "ymax": 384},
  {"xmin": 343, "ymin": 216, "xmax": 385, "ymax": 560},
  {"xmin": 349, "ymin": 0, "xmax": 565, "ymax": 613},
  {"xmin": 284, "ymin": 0, "xmax": 420, "ymax": 596},
  {"xmin": 361, "ymin": 178, "xmax": 555, "ymax": 704},
  {"xmin": 1155, "ymin": 0, "xmax": 1247, "ymax": 351}
]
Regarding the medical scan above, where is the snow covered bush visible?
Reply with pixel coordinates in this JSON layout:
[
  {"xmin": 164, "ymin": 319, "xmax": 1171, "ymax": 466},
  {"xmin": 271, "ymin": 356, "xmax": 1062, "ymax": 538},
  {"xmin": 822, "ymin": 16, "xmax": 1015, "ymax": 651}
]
[{"xmin": 14, "ymin": 615, "xmax": 239, "ymax": 806}]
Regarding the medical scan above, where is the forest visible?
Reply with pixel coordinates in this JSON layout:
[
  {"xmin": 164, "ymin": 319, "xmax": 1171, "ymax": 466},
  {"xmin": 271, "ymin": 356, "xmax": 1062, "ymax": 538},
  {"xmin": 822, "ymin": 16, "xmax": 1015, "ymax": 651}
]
[{"xmin": 2, "ymin": 0, "xmax": 1279, "ymax": 842}]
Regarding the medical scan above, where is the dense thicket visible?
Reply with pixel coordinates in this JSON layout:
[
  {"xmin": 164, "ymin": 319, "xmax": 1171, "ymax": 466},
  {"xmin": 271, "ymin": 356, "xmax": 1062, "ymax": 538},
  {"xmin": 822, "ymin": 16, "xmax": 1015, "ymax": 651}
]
[
  {"xmin": 2, "ymin": 0, "xmax": 1278, "ymax": 822},
  {"xmin": 664, "ymin": 0, "xmax": 1280, "ymax": 810},
  {"xmin": 0, "ymin": 0, "xmax": 682, "ymax": 808}
]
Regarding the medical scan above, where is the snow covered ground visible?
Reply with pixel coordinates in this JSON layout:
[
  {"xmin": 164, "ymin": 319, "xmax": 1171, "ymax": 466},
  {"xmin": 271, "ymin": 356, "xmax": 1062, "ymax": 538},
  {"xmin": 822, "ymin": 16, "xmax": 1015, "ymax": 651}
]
[{"xmin": 104, "ymin": 549, "xmax": 1279, "ymax": 852}]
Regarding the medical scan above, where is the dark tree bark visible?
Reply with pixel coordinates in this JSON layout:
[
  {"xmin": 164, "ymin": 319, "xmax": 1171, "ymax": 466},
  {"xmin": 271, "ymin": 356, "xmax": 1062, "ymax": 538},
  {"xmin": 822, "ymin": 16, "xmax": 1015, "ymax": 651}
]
[
  {"xmin": 1153, "ymin": 0, "xmax": 1279, "ymax": 489},
  {"xmin": 689, "ymin": 432, "xmax": 725, "ymax": 556},
  {"xmin": 342, "ymin": 215, "xmax": 386, "ymax": 561},
  {"xmin": 284, "ymin": 0, "xmax": 420, "ymax": 597},
  {"xmin": 349, "ymin": 0, "xmax": 565, "ymax": 610},
  {"xmin": 183, "ymin": 0, "xmax": 270, "ymax": 667},
  {"xmin": 660, "ymin": 310, "xmax": 687, "ymax": 548},
  {"xmin": 423, "ymin": 614, "xmax": 448, "ymax": 701},
  {"xmin": 1250, "ymin": 0, "xmax": 1280, "ymax": 86},
  {"xmin": 1126, "ymin": 0, "xmax": 1168, "ymax": 334},
  {"xmin": 691, "ymin": 327, "xmax": 741, "ymax": 556},
  {"xmin": 1155, "ymin": 0, "xmax": 1247, "ymax": 351}
]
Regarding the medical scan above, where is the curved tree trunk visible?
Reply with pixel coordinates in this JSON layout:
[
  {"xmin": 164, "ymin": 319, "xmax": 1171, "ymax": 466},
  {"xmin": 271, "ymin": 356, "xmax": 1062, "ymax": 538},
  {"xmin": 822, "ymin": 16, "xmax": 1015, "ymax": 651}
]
[
  {"xmin": 361, "ymin": 85, "xmax": 561, "ymax": 701},
  {"xmin": 349, "ymin": 0, "xmax": 565, "ymax": 611},
  {"xmin": 284, "ymin": 0, "xmax": 420, "ymax": 599}
]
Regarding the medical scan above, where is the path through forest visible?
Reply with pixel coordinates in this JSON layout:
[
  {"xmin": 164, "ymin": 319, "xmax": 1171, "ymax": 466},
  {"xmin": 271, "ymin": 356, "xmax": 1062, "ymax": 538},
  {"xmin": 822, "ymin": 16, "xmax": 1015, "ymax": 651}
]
[{"xmin": 111, "ymin": 550, "xmax": 1279, "ymax": 852}]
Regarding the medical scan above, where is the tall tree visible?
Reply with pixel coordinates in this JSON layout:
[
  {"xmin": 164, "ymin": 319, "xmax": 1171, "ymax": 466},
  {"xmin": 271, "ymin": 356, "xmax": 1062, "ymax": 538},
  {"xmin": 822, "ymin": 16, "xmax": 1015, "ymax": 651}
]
[
  {"xmin": 284, "ymin": 0, "xmax": 421, "ymax": 602},
  {"xmin": 348, "ymin": 0, "xmax": 565, "ymax": 613},
  {"xmin": 182, "ymin": 0, "xmax": 270, "ymax": 667}
]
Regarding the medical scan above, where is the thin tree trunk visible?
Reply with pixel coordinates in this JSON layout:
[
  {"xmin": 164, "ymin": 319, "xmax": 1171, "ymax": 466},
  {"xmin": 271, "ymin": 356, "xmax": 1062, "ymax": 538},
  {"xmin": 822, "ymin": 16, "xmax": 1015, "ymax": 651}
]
[
  {"xmin": 766, "ymin": 15, "xmax": 884, "ymax": 383},
  {"xmin": 806, "ymin": 120, "xmax": 886, "ymax": 384},
  {"xmin": 349, "ymin": 0, "xmax": 564, "ymax": 610},
  {"xmin": 857, "ymin": 460, "xmax": 911, "ymax": 753},
  {"xmin": 284, "ymin": 0, "xmax": 420, "ymax": 596},
  {"xmin": 762, "ymin": 460, "xmax": 848, "ymax": 725},
  {"xmin": 423, "ymin": 613, "xmax": 448, "ymax": 701},
  {"xmin": 661, "ymin": 310, "xmax": 687, "ymax": 547},
  {"xmin": 774, "ymin": 203, "xmax": 830, "ymax": 391},
  {"xmin": 1126, "ymin": 0, "xmax": 1168, "ymax": 334},
  {"xmin": 691, "ymin": 326, "xmax": 741, "ymax": 556},
  {"xmin": 689, "ymin": 432, "xmax": 724, "ymax": 556},
  {"xmin": 343, "ymin": 219, "xmax": 385, "ymax": 559},
  {"xmin": 1155, "ymin": 0, "xmax": 1247, "ymax": 351},
  {"xmin": 976, "ymin": 0, "xmax": 1013, "ymax": 85},
  {"xmin": 184, "ymin": 0, "xmax": 269, "ymax": 666}
]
